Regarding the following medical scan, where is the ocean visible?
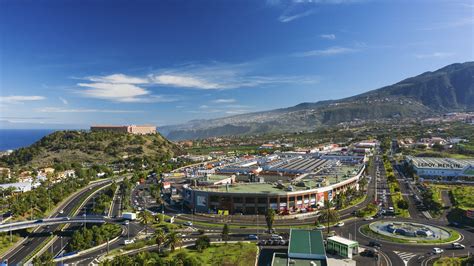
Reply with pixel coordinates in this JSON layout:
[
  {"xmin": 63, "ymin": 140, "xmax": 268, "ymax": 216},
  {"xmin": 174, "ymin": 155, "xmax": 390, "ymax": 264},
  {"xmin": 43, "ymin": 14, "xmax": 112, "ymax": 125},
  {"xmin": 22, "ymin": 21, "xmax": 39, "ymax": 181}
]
[{"xmin": 0, "ymin": 129, "xmax": 56, "ymax": 151}]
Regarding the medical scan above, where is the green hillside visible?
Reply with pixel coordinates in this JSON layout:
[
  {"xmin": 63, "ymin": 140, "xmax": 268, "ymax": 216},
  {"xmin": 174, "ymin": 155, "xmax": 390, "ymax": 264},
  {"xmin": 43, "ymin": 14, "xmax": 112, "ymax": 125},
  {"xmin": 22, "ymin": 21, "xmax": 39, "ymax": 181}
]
[{"xmin": 0, "ymin": 130, "xmax": 181, "ymax": 168}]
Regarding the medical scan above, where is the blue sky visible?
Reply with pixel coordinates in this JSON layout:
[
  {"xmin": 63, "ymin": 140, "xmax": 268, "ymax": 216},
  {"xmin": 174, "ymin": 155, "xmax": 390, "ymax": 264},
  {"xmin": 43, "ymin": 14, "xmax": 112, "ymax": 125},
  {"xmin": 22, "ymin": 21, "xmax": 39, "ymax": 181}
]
[{"xmin": 1, "ymin": 0, "xmax": 473, "ymax": 129}]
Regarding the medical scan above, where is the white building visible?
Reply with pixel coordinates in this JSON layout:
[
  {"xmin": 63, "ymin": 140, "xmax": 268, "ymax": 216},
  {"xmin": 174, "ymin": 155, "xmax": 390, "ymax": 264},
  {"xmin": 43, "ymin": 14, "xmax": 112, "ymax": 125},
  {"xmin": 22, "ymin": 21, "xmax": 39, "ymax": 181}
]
[{"xmin": 407, "ymin": 156, "xmax": 474, "ymax": 179}]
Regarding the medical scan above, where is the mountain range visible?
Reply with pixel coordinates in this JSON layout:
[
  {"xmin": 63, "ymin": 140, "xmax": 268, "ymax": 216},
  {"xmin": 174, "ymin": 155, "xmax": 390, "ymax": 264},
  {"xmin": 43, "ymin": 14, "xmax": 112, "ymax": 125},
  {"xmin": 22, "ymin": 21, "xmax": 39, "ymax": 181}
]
[{"xmin": 160, "ymin": 62, "xmax": 474, "ymax": 140}]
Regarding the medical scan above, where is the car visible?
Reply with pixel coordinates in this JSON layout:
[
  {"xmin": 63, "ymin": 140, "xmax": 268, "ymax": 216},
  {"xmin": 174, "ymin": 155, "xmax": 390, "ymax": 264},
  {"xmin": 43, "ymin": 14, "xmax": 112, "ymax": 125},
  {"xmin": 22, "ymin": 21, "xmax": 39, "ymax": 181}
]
[
  {"xmin": 336, "ymin": 222, "xmax": 345, "ymax": 227},
  {"xmin": 432, "ymin": 248, "xmax": 444, "ymax": 254},
  {"xmin": 314, "ymin": 225, "xmax": 326, "ymax": 230},
  {"xmin": 123, "ymin": 239, "xmax": 135, "ymax": 245},
  {"xmin": 327, "ymin": 231, "xmax": 336, "ymax": 237},
  {"xmin": 258, "ymin": 240, "xmax": 267, "ymax": 245},
  {"xmin": 59, "ymin": 210, "xmax": 64, "ymax": 214},
  {"xmin": 451, "ymin": 243, "xmax": 465, "ymax": 249},
  {"xmin": 368, "ymin": 241, "xmax": 381, "ymax": 248},
  {"xmin": 361, "ymin": 249, "xmax": 378, "ymax": 258},
  {"xmin": 63, "ymin": 217, "xmax": 70, "ymax": 221},
  {"xmin": 184, "ymin": 221, "xmax": 193, "ymax": 226},
  {"xmin": 247, "ymin": 234, "xmax": 259, "ymax": 240},
  {"xmin": 278, "ymin": 240, "xmax": 286, "ymax": 245},
  {"xmin": 270, "ymin": 235, "xmax": 284, "ymax": 241},
  {"xmin": 364, "ymin": 217, "xmax": 374, "ymax": 221},
  {"xmin": 34, "ymin": 219, "xmax": 43, "ymax": 223},
  {"xmin": 124, "ymin": 220, "xmax": 129, "ymax": 225}
]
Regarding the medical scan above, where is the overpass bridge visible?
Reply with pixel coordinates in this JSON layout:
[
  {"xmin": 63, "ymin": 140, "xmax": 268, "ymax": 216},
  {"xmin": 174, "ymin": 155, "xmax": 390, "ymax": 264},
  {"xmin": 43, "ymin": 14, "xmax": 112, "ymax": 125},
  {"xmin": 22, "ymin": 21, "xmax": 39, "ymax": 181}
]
[{"xmin": 0, "ymin": 216, "xmax": 120, "ymax": 233}]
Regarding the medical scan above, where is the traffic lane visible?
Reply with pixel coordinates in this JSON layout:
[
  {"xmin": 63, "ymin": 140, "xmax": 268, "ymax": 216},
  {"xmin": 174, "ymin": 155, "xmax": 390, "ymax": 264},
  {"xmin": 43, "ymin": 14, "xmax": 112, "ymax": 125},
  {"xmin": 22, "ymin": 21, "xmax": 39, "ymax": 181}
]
[
  {"xmin": 61, "ymin": 222, "xmax": 144, "ymax": 265},
  {"xmin": 1, "ymin": 181, "xmax": 111, "ymax": 263}
]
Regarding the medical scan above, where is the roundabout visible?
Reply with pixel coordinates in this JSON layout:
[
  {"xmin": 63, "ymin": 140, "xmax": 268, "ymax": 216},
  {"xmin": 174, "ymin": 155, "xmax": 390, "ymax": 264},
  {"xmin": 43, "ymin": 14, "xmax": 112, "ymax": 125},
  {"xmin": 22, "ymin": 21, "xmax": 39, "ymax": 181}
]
[{"xmin": 360, "ymin": 220, "xmax": 461, "ymax": 245}]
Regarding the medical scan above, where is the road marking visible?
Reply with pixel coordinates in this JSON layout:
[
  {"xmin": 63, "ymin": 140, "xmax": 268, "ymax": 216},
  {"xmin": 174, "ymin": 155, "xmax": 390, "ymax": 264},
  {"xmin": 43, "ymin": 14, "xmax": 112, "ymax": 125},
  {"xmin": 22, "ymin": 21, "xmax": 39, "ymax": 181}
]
[{"xmin": 394, "ymin": 251, "xmax": 417, "ymax": 266}]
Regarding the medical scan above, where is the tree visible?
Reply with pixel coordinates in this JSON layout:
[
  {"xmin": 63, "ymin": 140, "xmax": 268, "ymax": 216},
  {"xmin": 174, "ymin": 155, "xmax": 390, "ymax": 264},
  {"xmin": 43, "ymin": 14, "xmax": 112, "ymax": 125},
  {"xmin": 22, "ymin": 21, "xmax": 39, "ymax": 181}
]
[
  {"xmin": 318, "ymin": 200, "xmax": 339, "ymax": 235},
  {"xmin": 138, "ymin": 211, "xmax": 153, "ymax": 235},
  {"xmin": 221, "ymin": 223, "xmax": 230, "ymax": 243},
  {"xmin": 265, "ymin": 209, "xmax": 275, "ymax": 232},
  {"xmin": 397, "ymin": 199, "xmax": 409, "ymax": 210},
  {"xmin": 359, "ymin": 177, "xmax": 368, "ymax": 192},
  {"xmin": 195, "ymin": 235, "xmax": 211, "ymax": 252},
  {"xmin": 167, "ymin": 232, "xmax": 182, "ymax": 252},
  {"xmin": 154, "ymin": 228, "xmax": 166, "ymax": 253},
  {"xmin": 32, "ymin": 251, "xmax": 54, "ymax": 266}
]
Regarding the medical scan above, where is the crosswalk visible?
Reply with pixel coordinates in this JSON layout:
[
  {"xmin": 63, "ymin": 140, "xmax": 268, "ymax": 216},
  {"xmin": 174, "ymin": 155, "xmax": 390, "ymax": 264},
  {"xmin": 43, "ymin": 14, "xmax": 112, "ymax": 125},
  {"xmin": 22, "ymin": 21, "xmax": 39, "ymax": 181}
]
[{"xmin": 393, "ymin": 251, "xmax": 418, "ymax": 265}]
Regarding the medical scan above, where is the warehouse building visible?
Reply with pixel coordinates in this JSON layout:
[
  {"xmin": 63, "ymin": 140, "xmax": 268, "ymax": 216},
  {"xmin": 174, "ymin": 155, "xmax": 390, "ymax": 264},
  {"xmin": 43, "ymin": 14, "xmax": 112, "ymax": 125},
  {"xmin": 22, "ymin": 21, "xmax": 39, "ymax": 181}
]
[{"xmin": 407, "ymin": 156, "xmax": 474, "ymax": 180}]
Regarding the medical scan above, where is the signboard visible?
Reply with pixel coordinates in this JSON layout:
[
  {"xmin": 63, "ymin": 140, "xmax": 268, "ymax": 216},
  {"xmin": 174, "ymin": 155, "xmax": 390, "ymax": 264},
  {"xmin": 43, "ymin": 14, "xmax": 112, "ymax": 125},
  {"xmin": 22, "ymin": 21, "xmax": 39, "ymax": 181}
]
[
  {"xmin": 328, "ymin": 190, "xmax": 333, "ymax": 201},
  {"xmin": 196, "ymin": 195, "xmax": 207, "ymax": 207},
  {"xmin": 218, "ymin": 210, "xmax": 229, "ymax": 215}
]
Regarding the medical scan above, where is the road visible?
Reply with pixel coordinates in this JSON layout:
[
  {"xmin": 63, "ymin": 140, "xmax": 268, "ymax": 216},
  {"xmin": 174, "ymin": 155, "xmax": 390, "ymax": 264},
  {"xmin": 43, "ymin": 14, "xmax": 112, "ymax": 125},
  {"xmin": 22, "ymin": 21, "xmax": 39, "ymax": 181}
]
[
  {"xmin": 0, "ymin": 180, "xmax": 112, "ymax": 265},
  {"xmin": 46, "ymin": 183, "xmax": 123, "ymax": 260}
]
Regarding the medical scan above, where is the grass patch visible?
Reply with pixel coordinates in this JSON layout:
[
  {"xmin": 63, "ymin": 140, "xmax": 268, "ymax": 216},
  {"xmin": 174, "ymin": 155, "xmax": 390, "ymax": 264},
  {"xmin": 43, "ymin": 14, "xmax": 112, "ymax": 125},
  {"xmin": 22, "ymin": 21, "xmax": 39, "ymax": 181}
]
[
  {"xmin": 450, "ymin": 186, "xmax": 474, "ymax": 210},
  {"xmin": 168, "ymin": 242, "xmax": 257, "ymax": 266},
  {"xmin": 0, "ymin": 233, "xmax": 22, "ymax": 256},
  {"xmin": 435, "ymin": 256, "xmax": 474, "ymax": 266}
]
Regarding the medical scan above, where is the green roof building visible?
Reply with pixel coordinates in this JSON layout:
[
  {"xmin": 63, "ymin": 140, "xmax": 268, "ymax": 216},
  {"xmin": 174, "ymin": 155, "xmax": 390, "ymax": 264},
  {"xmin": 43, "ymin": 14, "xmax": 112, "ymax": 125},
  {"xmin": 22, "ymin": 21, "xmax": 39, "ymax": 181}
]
[{"xmin": 272, "ymin": 229, "xmax": 327, "ymax": 266}]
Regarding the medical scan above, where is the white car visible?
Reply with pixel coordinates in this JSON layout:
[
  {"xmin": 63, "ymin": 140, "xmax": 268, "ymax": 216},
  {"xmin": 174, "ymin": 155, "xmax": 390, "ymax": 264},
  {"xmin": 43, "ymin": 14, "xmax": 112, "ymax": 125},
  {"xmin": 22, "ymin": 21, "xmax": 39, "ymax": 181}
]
[
  {"xmin": 364, "ymin": 217, "xmax": 374, "ymax": 221},
  {"xmin": 184, "ymin": 221, "xmax": 193, "ymax": 226},
  {"xmin": 59, "ymin": 210, "xmax": 64, "ymax": 214},
  {"xmin": 432, "ymin": 248, "xmax": 444, "ymax": 254},
  {"xmin": 315, "ymin": 225, "xmax": 326, "ymax": 230},
  {"xmin": 336, "ymin": 222, "xmax": 345, "ymax": 227}
]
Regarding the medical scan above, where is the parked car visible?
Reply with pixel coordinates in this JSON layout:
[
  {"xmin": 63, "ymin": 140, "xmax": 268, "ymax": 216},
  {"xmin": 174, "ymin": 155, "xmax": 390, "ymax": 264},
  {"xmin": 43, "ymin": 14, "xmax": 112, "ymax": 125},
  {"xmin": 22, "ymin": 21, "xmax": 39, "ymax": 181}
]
[
  {"xmin": 247, "ymin": 234, "xmax": 259, "ymax": 240},
  {"xmin": 336, "ymin": 222, "xmax": 345, "ymax": 227},
  {"xmin": 270, "ymin": 235, "xmax": 284, "ymax": 241},
  {"xmin": 432, "ymin": 248, "xmax": 444, "ymax": 254},
  {"xmin": 451, "ymin": 243, "xmax": 465, "ymax": 249}
]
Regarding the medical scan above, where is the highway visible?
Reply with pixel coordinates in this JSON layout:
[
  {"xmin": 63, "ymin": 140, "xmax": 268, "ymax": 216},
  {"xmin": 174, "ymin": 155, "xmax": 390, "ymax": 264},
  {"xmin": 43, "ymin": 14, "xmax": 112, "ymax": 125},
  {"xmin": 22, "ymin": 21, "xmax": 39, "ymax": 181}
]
[
  {"xmin": 0, "ymin": 179, "xmax": 113, "ymax": 265},
  {"xmin": 0, "ymin": 217, "xmax": 107, "ymax": 232}
]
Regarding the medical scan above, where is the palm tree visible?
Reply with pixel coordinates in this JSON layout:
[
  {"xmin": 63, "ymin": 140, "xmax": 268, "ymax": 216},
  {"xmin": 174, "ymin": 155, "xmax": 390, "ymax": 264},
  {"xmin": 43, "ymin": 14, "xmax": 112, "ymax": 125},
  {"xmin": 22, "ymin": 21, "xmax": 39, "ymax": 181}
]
[
  {"xmin": 167, "ymin": 232, "xmax": 182, "ymax": 252},
  {"xmin": 138, "ymin": 211, "xmax": 153, "ymax": 235},
  {"xmin": 154, "ymin": 228, "xmax": 166, "ymax": 253},
  {"xmin": 319, "ymin": 200, "xmax": 339, "ymax": 235},
  {"xmin": 222, "ymin": 224, "xmax": 230, "ymax": 243}
]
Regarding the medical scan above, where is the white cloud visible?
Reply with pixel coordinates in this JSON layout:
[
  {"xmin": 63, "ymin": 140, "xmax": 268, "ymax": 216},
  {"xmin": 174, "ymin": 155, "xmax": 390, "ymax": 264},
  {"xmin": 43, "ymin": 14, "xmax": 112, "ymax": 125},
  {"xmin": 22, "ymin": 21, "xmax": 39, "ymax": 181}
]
[
  {"xmin": 77, "ymin": 82, "xmax": 150, "ymax": 102},
  {"xmin": 415, "ymin": 52, "xmax": 454, "ymax": 59},
  {"xmin": 36, "ymin": 107, "xmax": 142, "ymax": 113},
  {"xmin": 148, "ymin": 62, "xmax": 319, "ymax": 90},
  {"xmin": 270, "ymin": 0, "xmax": 365, "ymax": 23},
  {"xmin": 0, "ymin": 95, "xmax": 46, "ymax": 103},
  {"xmin": 419, "ymin": 17, "xmax": 474, "ymax": 31},
  {"xmin": 293, "ymin": 46, "xmax": 357, "ymax": 57},
  {"xmin": 212, "ymin": 98, "xmax": 236, "ymax": 103},
  {"xmin": 59, "ymin": 97, "xmax": 68, "ymax": 105},
  {"xmin": 86, "ymin": 74, "xmax": 148, "ymax": 84},
  {"xmin": 199, "ymin": 105, "xmax": 209, "ymax": 109},
  {"xmin": 320, "ymin": 34, "xmax": 336, "ymax": 40},
  {"xmin": 150, "ymin": 75, "xmax": 221, "ymax": 90},
  {"xmin": 279, "ymin": 9, "xmax": 315, "ymax": 22}
]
